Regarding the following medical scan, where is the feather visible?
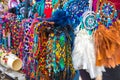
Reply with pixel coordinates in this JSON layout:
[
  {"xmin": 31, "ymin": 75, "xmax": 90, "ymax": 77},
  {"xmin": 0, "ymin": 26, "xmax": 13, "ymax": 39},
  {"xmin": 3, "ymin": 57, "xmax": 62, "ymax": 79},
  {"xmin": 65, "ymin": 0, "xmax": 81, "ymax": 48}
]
[
  {"xmin": 94, "ymin": 23, "xmax": 120, "ymax": 68},
  {"xmin": 72, "ymin": 28, "xmax": 104, "ymax": 78}
]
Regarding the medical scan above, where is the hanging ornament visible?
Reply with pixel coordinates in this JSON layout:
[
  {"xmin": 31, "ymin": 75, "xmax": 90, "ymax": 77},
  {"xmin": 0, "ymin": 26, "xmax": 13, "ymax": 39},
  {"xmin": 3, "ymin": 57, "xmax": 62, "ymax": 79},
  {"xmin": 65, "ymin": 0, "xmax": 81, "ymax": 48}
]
[
  {"xmin": 72, "ymin": 0, "xmax": 105, "ymax": 78},
  {"xmin": 82, "ymin": 11, "xmax": 98, "ymax": 30},
  {"xmin": 96, "ymin": 1, "xmax": 117, "ymax": 27}
]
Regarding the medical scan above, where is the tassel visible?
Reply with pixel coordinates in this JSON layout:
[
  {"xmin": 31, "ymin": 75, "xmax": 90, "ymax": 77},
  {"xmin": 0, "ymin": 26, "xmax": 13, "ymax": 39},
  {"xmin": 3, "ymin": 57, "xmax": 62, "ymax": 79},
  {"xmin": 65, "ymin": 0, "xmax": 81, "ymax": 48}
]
[
  {"xmin": 96, "ymin": 12, "xmax": 101, "ymax": 21},
  {"xmin": 106, "ymin": 18, "xmax": 112, "ymax": 28}
]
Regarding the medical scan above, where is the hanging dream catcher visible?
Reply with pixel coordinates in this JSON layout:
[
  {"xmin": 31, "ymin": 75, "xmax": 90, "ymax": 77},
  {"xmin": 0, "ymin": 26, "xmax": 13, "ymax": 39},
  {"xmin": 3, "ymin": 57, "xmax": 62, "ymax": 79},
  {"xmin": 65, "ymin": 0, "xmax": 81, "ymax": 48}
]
[
  {"xmin": 63, "ymin": 0, "xmax": 89, "ymax": 26},
  {"xmin": 96, "ymin": 1, "xmax": 117, "ymax": 27},
  {"xmin": 83, "ymin": 11, "xmax": 98, "ymax": 30}
]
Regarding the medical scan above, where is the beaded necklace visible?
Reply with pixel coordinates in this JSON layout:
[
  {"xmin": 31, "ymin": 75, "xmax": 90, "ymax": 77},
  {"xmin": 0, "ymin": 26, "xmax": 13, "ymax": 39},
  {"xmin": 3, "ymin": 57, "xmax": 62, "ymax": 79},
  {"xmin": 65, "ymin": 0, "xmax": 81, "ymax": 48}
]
[
  {"xmin": 22, "ymin": 19, "xmax": 33, "ymax": 78},
  {"xmin": 37, "ymin": 22, "xmax": 53, "ymax": 79},
  {"xmin": 10, "ymin": 20, "xmax": 22, "ymax": 54}
]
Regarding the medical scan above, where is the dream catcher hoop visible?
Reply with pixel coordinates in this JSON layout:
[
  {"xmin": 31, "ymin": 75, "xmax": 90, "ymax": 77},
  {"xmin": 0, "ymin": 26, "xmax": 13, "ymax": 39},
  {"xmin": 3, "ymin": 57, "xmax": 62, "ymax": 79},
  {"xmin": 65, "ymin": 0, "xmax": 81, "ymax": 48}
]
[
  {"xmin": 96, "ymin": 1, "xmax": 117, "ymax": 27},
  {"xmin": 100, "ymin": 1, "xmax": 115, "ymax": 18},
  {"xmin": 78, "ymin": 0, "xmax": 98, "ymax": 31},
  {"xmin": 82, "ymin": 11, "xmax": 98, "ymax": 30}
]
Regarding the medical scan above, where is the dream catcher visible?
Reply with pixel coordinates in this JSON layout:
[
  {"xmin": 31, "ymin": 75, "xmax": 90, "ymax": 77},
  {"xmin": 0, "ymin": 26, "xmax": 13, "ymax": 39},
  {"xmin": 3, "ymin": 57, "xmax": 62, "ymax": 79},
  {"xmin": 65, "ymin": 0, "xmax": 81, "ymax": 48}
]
[
  {"xmin": 63, "ymin": 0, "xmax": 89, "ymax": 28},
  {"xmin": 83, "ymin": 11, "xmax": 98, "ymax": 32},
  {"xmin": 72, "ymin": 0, "xmax": 105, "ymax": 79},
  {"xmin": 94, "ymin": 0, "xmax": 120, "ymax": 68},
  {"xmin": 96, "ymin": 1, "xmax": 117, "ymax": 27},
  {"xmin": 73, "ymin": 0, "xmax": 98, "ymax": 35},
  {"xmin": 82, "ymin": 0, "xmax": 98, "ymax": 31},
  {"xmin": 8, "ymin": 0, "xmax": 20, "ymax": 9}
]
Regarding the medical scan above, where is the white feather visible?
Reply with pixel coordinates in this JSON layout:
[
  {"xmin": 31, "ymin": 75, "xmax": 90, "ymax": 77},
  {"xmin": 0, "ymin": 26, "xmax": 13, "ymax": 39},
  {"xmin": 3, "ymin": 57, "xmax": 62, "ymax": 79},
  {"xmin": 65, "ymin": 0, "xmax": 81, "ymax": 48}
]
[{"xmin": 72, "ymin": 28, "xmax": 105, "ymax": 79}]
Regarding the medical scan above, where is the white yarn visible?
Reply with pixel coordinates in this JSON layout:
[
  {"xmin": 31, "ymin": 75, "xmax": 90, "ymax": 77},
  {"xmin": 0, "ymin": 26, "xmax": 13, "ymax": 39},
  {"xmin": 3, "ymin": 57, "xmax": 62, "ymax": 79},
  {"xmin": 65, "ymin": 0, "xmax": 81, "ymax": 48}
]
[{"xmin": 72, "ymin": 28, "xmax": 105, "ymax": 79}]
